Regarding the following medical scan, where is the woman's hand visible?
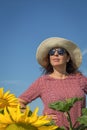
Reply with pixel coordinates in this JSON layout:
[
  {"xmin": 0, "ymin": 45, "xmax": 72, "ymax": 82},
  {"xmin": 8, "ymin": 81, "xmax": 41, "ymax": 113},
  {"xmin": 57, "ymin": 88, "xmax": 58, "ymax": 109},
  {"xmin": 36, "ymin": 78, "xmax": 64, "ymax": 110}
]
[
  {"xmin": 47, "ymin": 114, "xmax": 58, "ymax": 123},
  {"xmin": 18, "ymin": 98, "xmax": 27, "ymax": 112}
]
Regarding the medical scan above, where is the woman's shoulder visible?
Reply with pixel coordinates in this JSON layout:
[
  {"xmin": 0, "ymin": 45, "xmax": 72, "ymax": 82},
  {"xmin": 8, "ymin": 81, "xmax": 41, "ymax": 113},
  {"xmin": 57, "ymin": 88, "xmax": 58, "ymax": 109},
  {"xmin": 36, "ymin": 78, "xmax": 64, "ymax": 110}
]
[
  {"xmin": 34, "ymin": 74, "xmax": 49, "ymax": 82},
  {"xmin": 65, "ymin": 72, "xmax": 86, "ymax": 81},
  {"xmin": 71, "ymin": 72, "xmax": 87, "ymax": 81}
]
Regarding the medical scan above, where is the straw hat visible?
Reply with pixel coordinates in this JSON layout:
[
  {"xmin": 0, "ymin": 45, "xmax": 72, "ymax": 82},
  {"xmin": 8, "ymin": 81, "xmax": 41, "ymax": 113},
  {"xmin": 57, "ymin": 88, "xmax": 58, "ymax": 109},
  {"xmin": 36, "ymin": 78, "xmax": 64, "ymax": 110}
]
[{"xmin": 36, "ymin": 37, "xmax": 82, "ymax": 69}]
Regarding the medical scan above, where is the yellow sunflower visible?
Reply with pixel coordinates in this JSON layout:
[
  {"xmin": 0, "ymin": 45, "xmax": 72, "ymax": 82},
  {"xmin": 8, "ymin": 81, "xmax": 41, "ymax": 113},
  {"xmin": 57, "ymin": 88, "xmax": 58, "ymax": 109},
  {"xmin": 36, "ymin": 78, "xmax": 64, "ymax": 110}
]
[
  {"xmin": 0, "ymin": 105, "xmax": 58, "ymax": 130},
  {"xmin": 0, "ymin": 88, "xmax": 18, "ymax": 109}
]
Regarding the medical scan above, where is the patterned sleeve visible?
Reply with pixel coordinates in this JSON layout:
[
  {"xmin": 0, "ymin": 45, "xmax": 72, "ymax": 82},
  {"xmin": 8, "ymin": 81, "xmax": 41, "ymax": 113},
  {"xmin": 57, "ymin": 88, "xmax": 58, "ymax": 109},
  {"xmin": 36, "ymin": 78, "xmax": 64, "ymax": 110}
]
[
  {"xmin": 80, "ymin": 75, "xmax": 87, "ymax": 94},
  {"xmin": 18, "ymin": 76, "xmax": 42, "ymax": 104}
]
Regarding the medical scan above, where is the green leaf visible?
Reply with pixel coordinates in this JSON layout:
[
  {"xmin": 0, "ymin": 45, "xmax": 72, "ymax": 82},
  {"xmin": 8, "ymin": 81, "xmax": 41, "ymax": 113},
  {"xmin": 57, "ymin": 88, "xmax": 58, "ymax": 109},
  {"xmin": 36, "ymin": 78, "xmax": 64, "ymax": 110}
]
[
  {"xmin": 73, "ymin": 124, "xmax": 87, "ymax": 130},
  {"xmin": 49, "ymin": 97, "xmax": 83, "ymax": 112},
  {"xmin": 78, "ymin": 115, "xmax": 87, "ymax": 125},
  {"xmin": 49, "ymin": 100, "xmax": 68, "ymax": 112},
  {"xmin": 82, "ymin": 108, "xmax": 87, "ymax": 115},
  {"xmin": 66, "ymin": 97, "xmax": 83, "ymax": 106},
  {"xmin": 77, "ymin": 108, "xmax": 87, "ymax": 126}
]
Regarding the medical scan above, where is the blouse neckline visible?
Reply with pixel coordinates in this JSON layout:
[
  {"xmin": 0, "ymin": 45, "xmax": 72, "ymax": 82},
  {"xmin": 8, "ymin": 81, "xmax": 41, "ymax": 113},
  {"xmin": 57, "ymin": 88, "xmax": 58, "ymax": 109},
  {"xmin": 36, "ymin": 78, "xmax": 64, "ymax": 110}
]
[{"xmin": 45, "ymin": 74, "xmax": 75, "ymax": 80}]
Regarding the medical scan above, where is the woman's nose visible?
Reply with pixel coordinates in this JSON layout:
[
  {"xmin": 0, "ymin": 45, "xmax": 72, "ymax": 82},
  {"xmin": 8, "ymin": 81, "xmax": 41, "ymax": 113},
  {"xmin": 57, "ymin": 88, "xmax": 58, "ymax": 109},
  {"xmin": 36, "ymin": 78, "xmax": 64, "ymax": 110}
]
[{"xmin": 54, "ymin": 50, "xmax": 59, "ymax": 56}]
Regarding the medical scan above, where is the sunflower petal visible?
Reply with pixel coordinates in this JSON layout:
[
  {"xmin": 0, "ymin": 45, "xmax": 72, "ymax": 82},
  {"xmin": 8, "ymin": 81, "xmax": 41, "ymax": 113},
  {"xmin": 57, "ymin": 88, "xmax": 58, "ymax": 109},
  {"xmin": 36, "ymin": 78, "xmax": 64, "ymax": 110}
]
[{"xmin": 0, "ymin": 88, "xmax": 4, "ymax": 98}]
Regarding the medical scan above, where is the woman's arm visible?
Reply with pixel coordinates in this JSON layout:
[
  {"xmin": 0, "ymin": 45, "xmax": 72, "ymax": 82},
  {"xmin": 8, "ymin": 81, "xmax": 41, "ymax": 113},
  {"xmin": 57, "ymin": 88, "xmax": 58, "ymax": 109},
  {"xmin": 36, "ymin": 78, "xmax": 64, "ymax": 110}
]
[{"xmin": 18, "ymin": 77, "xmax": 42, "ymax": 108}]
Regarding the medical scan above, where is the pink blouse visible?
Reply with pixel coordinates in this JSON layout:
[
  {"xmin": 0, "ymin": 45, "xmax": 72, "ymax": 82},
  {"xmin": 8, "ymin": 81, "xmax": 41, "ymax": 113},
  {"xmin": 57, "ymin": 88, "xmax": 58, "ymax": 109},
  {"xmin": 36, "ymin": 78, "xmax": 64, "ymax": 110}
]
[{"xmin": 19, "ymin": 74, "xmax": 87, "ymax": 128}]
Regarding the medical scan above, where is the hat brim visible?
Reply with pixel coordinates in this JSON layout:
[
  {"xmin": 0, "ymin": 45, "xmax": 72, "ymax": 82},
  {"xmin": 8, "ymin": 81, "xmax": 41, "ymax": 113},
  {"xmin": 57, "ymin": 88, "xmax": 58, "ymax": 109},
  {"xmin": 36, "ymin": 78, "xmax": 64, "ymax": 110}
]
[{"xmin": 36, "ymin": 37, "xmax": 82, "ymax": 69}]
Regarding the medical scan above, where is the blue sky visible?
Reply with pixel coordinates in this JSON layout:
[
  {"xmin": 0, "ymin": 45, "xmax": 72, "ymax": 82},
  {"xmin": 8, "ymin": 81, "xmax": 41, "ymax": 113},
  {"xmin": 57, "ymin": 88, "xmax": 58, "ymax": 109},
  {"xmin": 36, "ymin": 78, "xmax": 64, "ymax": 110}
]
[{"xmin": 0, "ymin": 0, "xmax": 87, "ymax": 114}]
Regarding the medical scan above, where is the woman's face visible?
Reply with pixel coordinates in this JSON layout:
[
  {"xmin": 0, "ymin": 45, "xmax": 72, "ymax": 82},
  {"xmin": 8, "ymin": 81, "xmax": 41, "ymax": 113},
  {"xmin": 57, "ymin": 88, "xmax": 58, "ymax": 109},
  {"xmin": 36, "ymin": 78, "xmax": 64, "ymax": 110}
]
[{"xmin": 48, "ymin": 48, "xmax": 70, "ymax": 67}]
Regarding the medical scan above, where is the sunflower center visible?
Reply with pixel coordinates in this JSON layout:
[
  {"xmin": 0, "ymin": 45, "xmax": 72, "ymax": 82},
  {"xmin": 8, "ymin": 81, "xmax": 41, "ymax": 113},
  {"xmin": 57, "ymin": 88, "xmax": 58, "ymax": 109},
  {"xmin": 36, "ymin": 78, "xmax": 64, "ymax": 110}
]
[{"xmin": 6, "ymin": 123, "xmax": 38, "ymax": 130}]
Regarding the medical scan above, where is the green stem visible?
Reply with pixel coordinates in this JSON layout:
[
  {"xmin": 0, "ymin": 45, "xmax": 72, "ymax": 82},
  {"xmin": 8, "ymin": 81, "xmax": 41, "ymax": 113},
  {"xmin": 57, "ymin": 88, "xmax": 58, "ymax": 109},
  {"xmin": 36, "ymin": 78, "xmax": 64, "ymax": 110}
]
[{"xmin": 67, "ymin": 111, "xmax": 73, "ymax": 130}]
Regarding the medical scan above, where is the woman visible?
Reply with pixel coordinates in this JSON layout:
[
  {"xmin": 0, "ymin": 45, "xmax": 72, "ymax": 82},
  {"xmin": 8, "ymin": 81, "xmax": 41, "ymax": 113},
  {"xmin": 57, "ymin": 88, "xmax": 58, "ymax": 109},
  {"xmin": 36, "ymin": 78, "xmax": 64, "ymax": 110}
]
[{"xmin": 18, "ymin": 37, "xmax": 87, "ymax": 128}]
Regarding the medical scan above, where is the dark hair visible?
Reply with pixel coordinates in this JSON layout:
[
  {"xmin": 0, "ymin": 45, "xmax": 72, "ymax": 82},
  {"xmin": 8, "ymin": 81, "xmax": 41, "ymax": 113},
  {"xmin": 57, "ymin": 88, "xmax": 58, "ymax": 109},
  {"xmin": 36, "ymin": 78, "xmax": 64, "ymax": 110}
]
[{"xmin": 42, "ymin": 55, "xmax": 81, "ymax": 75}]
